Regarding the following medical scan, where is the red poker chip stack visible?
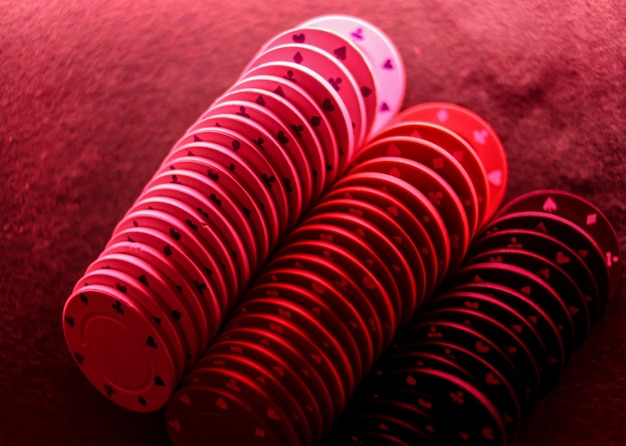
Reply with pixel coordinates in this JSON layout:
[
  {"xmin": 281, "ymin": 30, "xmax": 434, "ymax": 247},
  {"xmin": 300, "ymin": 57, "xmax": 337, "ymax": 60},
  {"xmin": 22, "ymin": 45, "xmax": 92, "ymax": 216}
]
[
  {"xmin": 61, "ymin": 14, "xmax": 406, "ymax": 413},
  {"xmin": 165, "ymin": 102, "xmax": 510, "ymax": 445},
  {"xmin": 322, "ymin": 191, "xmax": 620, "ymax": 446}
]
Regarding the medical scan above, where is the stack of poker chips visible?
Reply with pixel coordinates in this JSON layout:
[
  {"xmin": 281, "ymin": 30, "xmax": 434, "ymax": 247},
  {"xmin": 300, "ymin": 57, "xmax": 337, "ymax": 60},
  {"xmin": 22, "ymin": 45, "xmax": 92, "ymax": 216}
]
[
  {"xmin": 164, "ymin": 102, "xmax": 509, "ymax": 445},
  {"xmin": 59, "ymin": 13, "xmax": 622, "ymax": 446},
  {"xmin": 61, "ymin": 14, "xmax": 406, "ymax": 412},
  {"xmin": 322, "ymin": 190, "xmax": 621, "ymax": 446}
]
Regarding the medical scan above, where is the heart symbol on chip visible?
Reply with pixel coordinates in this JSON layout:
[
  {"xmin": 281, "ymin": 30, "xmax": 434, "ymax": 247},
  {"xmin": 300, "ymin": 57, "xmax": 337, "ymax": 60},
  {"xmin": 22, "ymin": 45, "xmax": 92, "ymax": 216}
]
[
  {"xmin": 465, "ymin": 301, "xmax": 479, "ymax": 309},
  {"xmin": 555, "ymin": 252, "xmax": 570, "ymax": 264},
  {"xmin": 266, "ymin": 289, "xmax": 279, "ymax": 297},
  {"xmin": 179, "ymin": 394, "xmax": 191, "ymax": 406},
  {"xmin": 311, "ymin": 282, "xmax": 325, "ymax": 294},
  {"xmin": 349, "ymin": 208, "xmax": 363, "ymax": 217},
  {"xmin": 210, "ymin": 193, "xmax": 222, "ymax": 206},
  {"xmin": 383, "ymin": 58, "xmax": 393, "ymax": 70},
  {"xmin": 387, "ymin": 206, "xmax": 398, "ymax": 217},
  {"xmin": 476, "ymin": 341, "xmax": 490, "ymax": 353},
  {"xmin": 362, "ymin": 276, "xmax": 376, "ymax": 289},
  {"xmin": 481, "ymin": 427, "xmax": 495, "ymax": 440},
  {"xmin": 277, "ymin": 131, "xmax": 289, "ymax": 145},
  {"xmin": 227, "ymin": 379, "xmax": 241, "ymax": 392},
  {"xmin": 361, "ymin": 86, "xmax": 372, "ymax": 97},
  {"xmin": 406, "ymin": 375, "xmax": 416, "ymax": 386},
  {"xmin": 292, "ymin": 33, "xmax": 305, "ymax": 43},
  {"xmin": 216, "ymin": 397, "xmax": 228, "ymax": 410},
  {"xmin": 269, "ymin": 322, "xmax": 284, "ymax": 333},
  {"xmin": 277, "ymin": 308, "xmax": 292, "ymax": 318},
  {"xmin": 169, "ymin": 228, "xmax": 181, "ymax": 241},
  {"xmin": 489, "ymin": 256, "xmax": 503, "ymax": 263},
  {"xmin": 320, "ymin": 233, "xmax": 333, "ymax": 242},
  {"xmin": 146, "ymin": 336, "xmax": 158, "ymax": 349},
  {"xmin": 486, "ymin": 373, "xmax": 500, "ymax": 385},
  {"xmin": 207, "ymin": 169, "xmax": 219, "ymax": 181},
  {"xmin": 322, "ymin": 98, "xmax": 335, "ymax": 112}
]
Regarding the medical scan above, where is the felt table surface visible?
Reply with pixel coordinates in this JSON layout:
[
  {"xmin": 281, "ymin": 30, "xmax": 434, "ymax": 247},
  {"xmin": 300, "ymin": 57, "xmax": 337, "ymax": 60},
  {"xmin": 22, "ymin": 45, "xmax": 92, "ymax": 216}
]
[{"xmin": 1, "ymin": 0, "xmax": 625, "ymax": 445}]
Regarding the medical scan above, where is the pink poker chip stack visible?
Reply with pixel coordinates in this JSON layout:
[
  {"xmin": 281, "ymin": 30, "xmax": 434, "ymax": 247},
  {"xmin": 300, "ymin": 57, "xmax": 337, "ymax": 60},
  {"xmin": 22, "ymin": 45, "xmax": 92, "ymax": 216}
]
[{"xmin": 62, "ymin": 14, "xmax": 406, "ymax": 413}]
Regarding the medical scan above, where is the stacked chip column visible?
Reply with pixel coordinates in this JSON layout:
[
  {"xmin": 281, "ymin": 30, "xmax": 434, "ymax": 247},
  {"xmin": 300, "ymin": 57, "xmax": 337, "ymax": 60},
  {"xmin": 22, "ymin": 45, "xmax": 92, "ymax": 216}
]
[
  {"xmin": 165, "ymin": 102, "xmax": 508, "ymax": 445},
  {"xmin": 61, "ymin": 14, "xmax": 406, "ymax": 413}
]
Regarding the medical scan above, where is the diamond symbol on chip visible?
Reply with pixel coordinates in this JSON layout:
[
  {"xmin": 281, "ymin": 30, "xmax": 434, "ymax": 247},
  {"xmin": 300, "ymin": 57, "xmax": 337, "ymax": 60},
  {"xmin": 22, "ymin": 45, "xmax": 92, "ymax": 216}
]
[{"xmin": 586, "ymin": 213, "xmax": 597, "ymax": 226}]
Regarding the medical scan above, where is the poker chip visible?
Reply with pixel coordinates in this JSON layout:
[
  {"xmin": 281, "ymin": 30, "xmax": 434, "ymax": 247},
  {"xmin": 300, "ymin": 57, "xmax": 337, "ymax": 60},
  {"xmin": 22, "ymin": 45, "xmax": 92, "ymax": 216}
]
[
  {"xmin": 331, "ymin": 173, "xmax": 447, "ymax": 293},
  {"xmin": 284, "ymin": 222, "xmax": 402, "ymax": 329},
  {"xmin": 348, "ymin": 156, "xmax": 471, "ymax": 273},
  {"xmin": 215, "ymin": 325, "xmax": 338, "ymax": 429},
  {"xmin": 302, "ymin": 209, "xmax": 419, "ymax": 327},
  {"xmin": 352, "ymin": 135, "xmax": 481, "ymax": 238},
  {"xmin": 171, "ymin": 124, "xmax": 288, "ymax": 240},
  {"xmin": 374, "ymin": 120, "xmax": 490, "ymax": 230},
  {"xmin": 253, "ymin": 267, "xmax": 375, "ymax": 376},
  {"xmin": 166, "ymin": 384, "xmax": 291, "ymax": 446},
  {"xmin": 225, "ymin": 75, "xmax": 340, "ymax": 190},
  {"xmin": 246, "ymin": 279, "xmax": 365, "ymax": 386},
  {"xmin": 107, "ymin": 226, "xmax": 223, "ymax": 342},
  {"xmin": 84, "ymin": 252, "xmax": 201, "ymax": 367},
  {"xmin": 63, "ymin": 284, "xmax": 181, "ymax": 413},
  {"xmin": 396, "ymin": 102, "xmax": 508, "ymax": 225},
  {"xmin": 468, "ymin": 228, "xmax": 602, "ymax": 327},
  {"xmin": 253, "ymin": 26, "xmax": 378, "ymax": 137},
  {"xmin": 213, "ymin": 84, "xmax": 327, "ymax": 201},
  {"xmin": 494, "ymin": 189, "xmax": 622, "ymax": 297},
  {"xmin": 243, "ymin": 44, "xmax": 367, "ymax": 153},
  {"xmin": 321, "ymin": 186, "xmax": 431, "ymax": 302},
  {"xmin": 300, "ymin": 14, "xmax": 406, "ymax": 138},
  {"xmin": 186, "ymin": 353, "xmax": 314, "ymax": 446}
]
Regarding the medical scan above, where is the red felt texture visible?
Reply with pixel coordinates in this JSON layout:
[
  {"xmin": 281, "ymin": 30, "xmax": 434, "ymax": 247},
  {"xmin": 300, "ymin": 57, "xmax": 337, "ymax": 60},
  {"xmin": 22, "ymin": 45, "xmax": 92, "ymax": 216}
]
[{"xmin": 1, "ymin": 0, "xmax": 625, "ymax": 445}]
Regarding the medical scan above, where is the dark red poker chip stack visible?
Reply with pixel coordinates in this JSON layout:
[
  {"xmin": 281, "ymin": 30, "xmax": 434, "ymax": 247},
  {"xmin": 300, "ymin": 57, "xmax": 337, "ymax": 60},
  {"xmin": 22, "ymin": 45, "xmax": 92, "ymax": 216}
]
[
  {"xmin": 164, "ymin": 102, "xmax": 510, "ymax": 445},
  {"xmin": 322, "ymin": 190, "xmax": 621, "ymax": 446},
  {"xmin": 61, "ymin": 14, "xmax": 406, "ymax": 413}
]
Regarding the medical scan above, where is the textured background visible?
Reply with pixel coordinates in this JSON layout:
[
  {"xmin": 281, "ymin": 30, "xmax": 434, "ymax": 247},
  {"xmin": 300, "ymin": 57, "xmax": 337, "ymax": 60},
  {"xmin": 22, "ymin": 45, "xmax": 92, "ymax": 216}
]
[{"xmin": 1, "ymin": 0, "xmax": 625, "ymax": 444}]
